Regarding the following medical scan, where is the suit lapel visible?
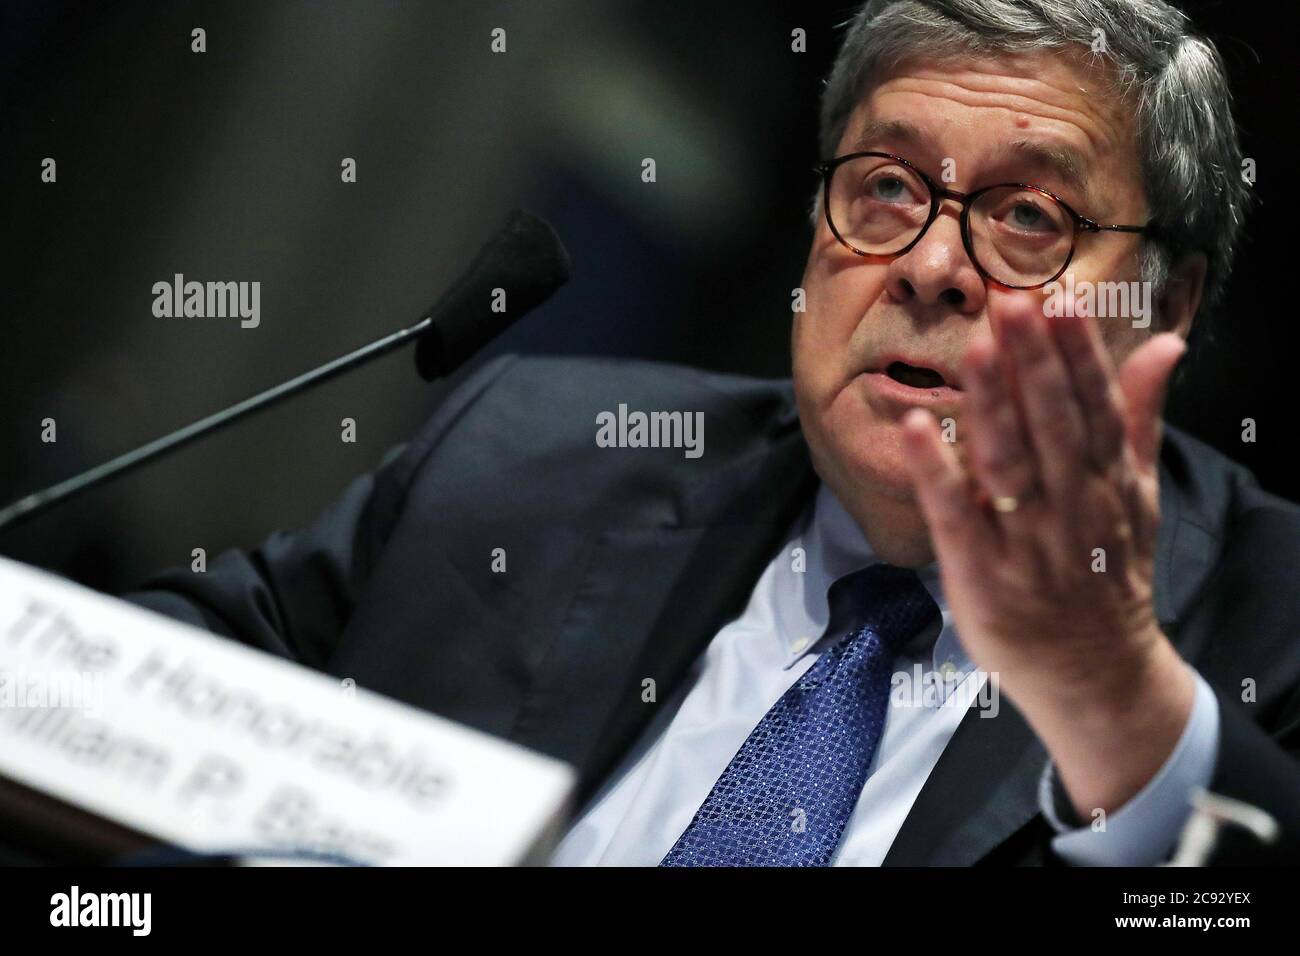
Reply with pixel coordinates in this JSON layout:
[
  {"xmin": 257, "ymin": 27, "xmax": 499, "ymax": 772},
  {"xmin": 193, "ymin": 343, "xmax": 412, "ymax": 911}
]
[
  {"xmin": 882, "ymin": 695, "xmax": 1046, "ymax": 866},
  {"xmin": 508, "ymin": 428, "xmax": 817, "ymax": 802}
]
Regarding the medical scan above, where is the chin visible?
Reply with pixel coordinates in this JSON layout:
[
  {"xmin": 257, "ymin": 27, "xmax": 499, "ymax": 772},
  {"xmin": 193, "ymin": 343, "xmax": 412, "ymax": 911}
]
[
  {"xmin": 821, "ymin": 404, "xmax": 915, "ymax": 502},
  {"xmin": 806, "ymin": 415, "xmax": 937, "ymax": 567},
  {"xmin": 866, "ymin": 522, "xmax": 938, "ymax": 568}
]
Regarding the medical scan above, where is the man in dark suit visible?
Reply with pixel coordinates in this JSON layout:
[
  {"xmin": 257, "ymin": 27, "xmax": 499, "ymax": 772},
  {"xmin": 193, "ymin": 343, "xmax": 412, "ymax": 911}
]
[{"xmin": 128, "ymin": 0, "xmax": 1300, "ymax": 865}]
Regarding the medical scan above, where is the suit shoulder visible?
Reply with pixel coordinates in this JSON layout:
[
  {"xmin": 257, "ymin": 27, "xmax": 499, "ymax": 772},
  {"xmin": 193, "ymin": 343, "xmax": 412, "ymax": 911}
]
[
  {"xmin": 458, "ymin": 353, "xmax": 800, "ymax": 452},
  {"xmin": 486, "ymin": 353, "xmax": 795, "ymax": 419},
  {"xmin": 1163, "ymin": 425, "xmax": 1300, "ymax": 529},
  {"xmin": 391, "ymin": 354, "xmax": 804, "ymax": 528},
  {"xmin": 1162, "ymin": 426, "xmax": 1300, "ymax": 594}
]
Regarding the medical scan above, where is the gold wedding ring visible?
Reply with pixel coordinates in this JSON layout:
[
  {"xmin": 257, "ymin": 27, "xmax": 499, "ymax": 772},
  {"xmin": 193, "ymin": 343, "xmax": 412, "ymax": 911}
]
[{"xmin": 991, "ymin": 495, "xmax": 1022, "ymax": 514}]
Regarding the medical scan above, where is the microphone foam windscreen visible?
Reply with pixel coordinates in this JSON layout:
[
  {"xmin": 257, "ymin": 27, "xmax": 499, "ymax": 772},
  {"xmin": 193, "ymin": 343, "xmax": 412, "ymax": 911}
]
[{"xmin": 415, "ymin": 209, "xmax": 571, "ymax": 380}]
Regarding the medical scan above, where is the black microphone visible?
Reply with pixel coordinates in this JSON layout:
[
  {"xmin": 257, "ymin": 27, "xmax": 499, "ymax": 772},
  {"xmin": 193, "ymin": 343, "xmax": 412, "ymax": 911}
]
[
  {"xmin": 416, "ymin": 207, "xmax": 571, "ymax": 379},
  {"xmin": 0, "ymin": 208, "xmax": 570, "ymax": 532}
]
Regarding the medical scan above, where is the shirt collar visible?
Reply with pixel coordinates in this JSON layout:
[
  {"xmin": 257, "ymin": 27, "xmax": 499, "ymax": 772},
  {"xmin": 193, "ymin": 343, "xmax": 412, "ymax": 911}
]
[{"xmin": 779, "ymin": 482, "xmax": 970, "ymax": 678}]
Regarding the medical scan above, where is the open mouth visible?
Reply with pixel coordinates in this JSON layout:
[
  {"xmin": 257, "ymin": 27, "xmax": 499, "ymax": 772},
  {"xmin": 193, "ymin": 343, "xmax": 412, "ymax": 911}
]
[{"xmin": 884, "ymin": 361, "xmax": 948, "ymax": 390}]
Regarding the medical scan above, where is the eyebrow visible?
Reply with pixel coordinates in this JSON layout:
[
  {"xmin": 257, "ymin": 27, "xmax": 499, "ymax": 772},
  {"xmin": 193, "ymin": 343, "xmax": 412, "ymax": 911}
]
[
  {"xmin": 1001, "ymin": 139, "xmax": 1092, "ymax": 202},
  {"xmin": 848, "ymin": 118, "xmax": 1095, "ymax": 206},
  {"xmin": 848, "ymin": 118, "xmax": 925, "ymax": 153}
]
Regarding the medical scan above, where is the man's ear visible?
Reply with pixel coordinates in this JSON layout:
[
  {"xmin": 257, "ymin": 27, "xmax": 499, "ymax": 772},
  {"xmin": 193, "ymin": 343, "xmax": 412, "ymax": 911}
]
[{"xmin": 1156, "ymin": 251, "xmax": 1207, "ymax": 339}]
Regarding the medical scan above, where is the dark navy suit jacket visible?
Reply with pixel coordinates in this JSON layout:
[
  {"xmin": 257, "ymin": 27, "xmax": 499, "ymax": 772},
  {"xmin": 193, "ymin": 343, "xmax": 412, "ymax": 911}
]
[{"xmin": 127, "ymin": 354, "xmax": 1300, "ymax": 865}]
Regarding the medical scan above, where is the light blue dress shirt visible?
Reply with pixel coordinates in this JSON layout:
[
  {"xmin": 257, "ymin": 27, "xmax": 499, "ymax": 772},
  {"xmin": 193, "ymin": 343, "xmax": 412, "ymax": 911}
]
[{"xmin": 550, "ymin": 482, "xmax": 1218, "ymax": 866}]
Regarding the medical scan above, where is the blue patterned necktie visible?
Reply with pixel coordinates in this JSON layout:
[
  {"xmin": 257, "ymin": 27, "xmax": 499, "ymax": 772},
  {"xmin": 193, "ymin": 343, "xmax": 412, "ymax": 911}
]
[{"xmin": 661, "ymin": 563, "xmax": 940, "ymax": 866}]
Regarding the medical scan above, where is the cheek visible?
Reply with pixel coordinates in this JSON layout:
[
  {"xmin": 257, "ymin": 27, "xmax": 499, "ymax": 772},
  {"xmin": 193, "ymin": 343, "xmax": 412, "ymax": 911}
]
[
  {"xmin": 793, "ymin": 242, "xmax": 886, "ymax": 391},
  {"xmin": 793, "ymin": 244, "xmax": 913, "ymax": 495}
]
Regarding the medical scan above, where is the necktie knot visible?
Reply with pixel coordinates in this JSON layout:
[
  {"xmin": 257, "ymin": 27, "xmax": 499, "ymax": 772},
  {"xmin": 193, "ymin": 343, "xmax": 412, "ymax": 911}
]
[{"xmin": 830, "ymin": 563, "xmax": 940, "ymax": 656}]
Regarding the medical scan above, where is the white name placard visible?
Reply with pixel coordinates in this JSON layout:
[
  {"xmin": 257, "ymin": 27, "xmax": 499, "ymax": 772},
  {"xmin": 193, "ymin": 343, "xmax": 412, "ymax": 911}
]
[{"xmin": 0, "ymin": 557, "xmax": 574, "ymax": 865}]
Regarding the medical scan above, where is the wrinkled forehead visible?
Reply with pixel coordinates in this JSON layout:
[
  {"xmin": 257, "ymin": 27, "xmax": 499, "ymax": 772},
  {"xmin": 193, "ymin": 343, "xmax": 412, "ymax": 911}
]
[{"xmin": 840, "ymin": 49, "xmax": 1143, "ymax": 213}]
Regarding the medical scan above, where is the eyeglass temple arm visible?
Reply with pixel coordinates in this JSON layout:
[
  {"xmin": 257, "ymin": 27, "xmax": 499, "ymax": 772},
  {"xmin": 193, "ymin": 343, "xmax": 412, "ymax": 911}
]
[{"xmin": 1084, "ymin": 221, "xmax": 1150, "ymax": 234}]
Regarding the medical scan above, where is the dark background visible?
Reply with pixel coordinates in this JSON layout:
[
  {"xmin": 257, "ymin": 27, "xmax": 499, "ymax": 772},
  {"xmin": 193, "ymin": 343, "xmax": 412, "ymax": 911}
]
[{"xmin": 1, "ymin": 0, "xmax": 1291, "ymax": 594}]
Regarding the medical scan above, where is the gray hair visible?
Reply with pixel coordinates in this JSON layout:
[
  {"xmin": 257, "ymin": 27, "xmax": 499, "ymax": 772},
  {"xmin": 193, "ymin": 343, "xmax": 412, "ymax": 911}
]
[{"xmin": 813, "ymin": 0, "xmax": 1252, "ymax": 329}]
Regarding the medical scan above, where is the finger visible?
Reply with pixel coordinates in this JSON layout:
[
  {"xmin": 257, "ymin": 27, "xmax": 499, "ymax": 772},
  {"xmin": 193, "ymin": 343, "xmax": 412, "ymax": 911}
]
[
  {"xmin": 998, "ymin": 303, "xmax": 1089, "ymax": 503},
  {"xmin": 1118, "ymin": 333, "xmax": 1186, "ymax": 473},
  {"xmin": 959, "ymin": 334, "xmax": 1039, "ymax": 520},
  {"xmin": 901, "ymin": 407, "xmax": 998, "ymax": 562},
  {"xmin": 1047, "ymin": 310, "xmax": 1127, "ymax": 473}
]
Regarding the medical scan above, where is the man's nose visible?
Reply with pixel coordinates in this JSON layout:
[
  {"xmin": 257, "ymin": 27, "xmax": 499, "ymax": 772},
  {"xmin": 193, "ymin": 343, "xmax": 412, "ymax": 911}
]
[{"xmin": 883, "ymin": 204, "xmax": 985, "ymax": 314}]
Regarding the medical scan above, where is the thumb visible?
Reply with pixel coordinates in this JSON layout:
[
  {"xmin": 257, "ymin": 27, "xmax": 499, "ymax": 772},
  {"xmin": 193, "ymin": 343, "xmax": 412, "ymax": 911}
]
[{"xmin": 1118, "ymin": 333, "xmax": 1186, "ymax": 471}]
